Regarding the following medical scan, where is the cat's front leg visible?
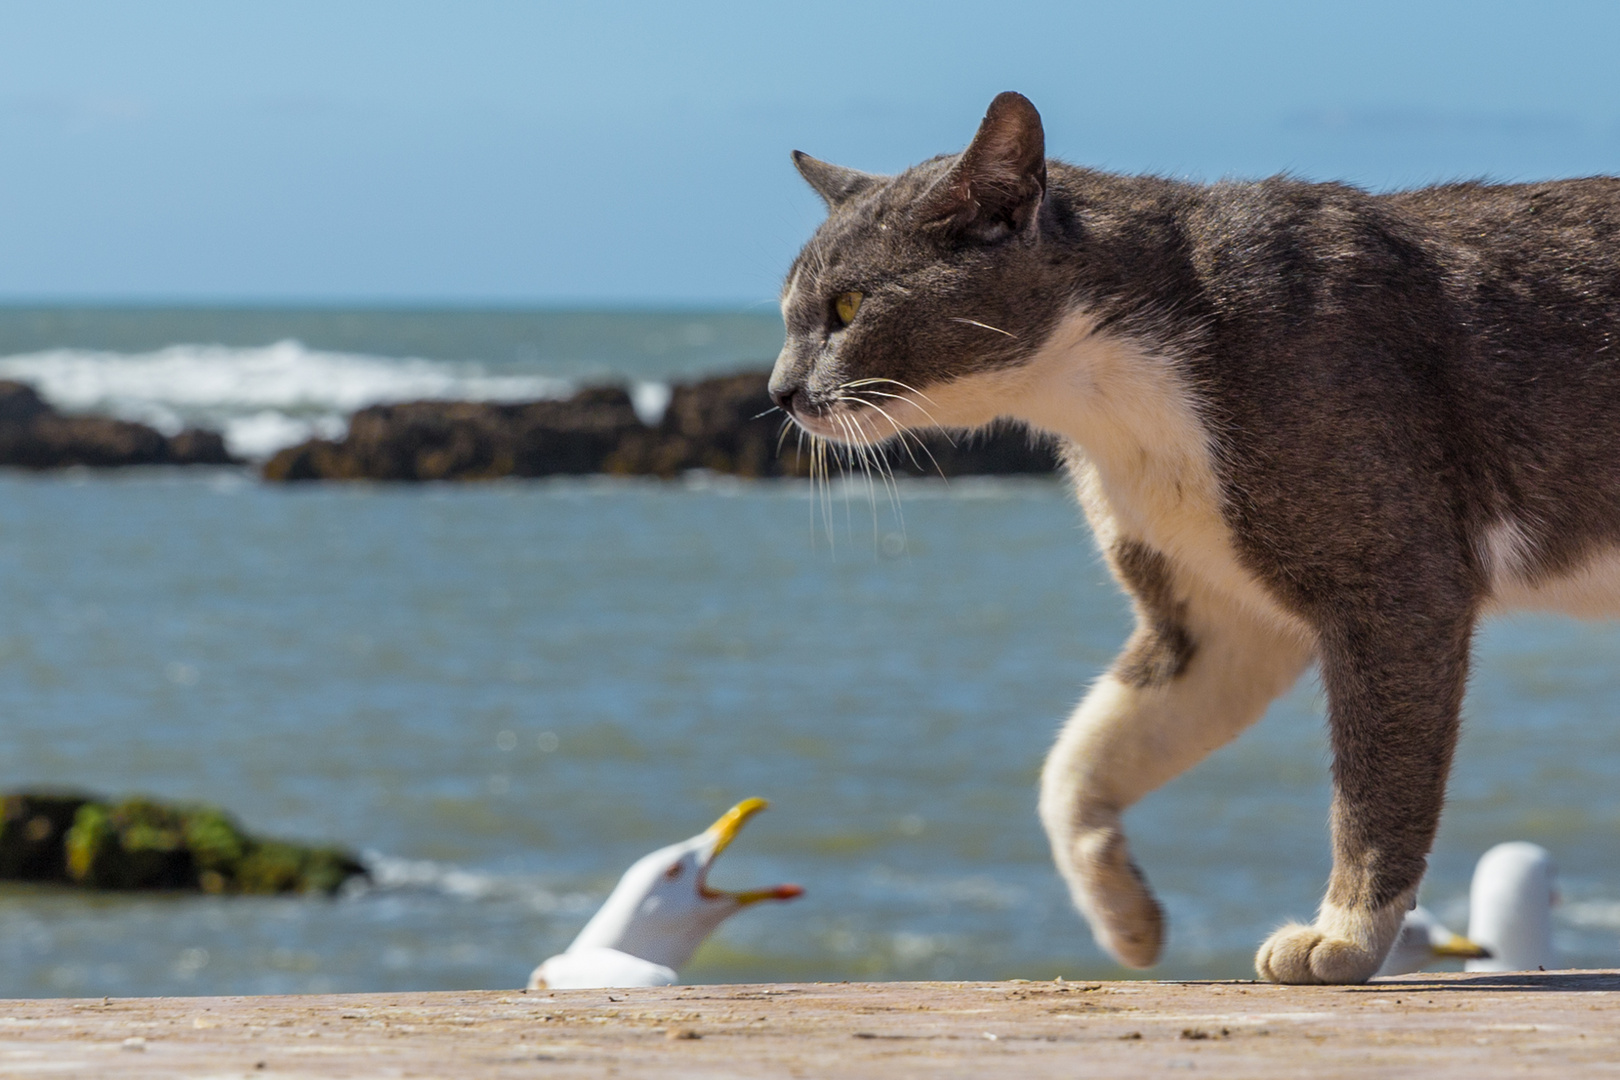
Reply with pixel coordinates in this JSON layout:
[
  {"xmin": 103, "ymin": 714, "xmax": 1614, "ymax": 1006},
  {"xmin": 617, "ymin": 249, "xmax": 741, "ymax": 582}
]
[
  {"xmin": 1255, "ymin": 604, "xmax": 1473, "ymax": 984},
  {"xmin": 1040, "ymin": 559, "xmax": 1311, "ymax": 968}
]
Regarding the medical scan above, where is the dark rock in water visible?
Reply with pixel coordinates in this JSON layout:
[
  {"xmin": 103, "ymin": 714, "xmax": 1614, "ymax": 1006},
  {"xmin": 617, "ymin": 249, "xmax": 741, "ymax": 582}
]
[
  {"xmin": 166, "ymin": 428, "xmax": 236, "ymax": 465},
  {"xmin": 0, "ymin": 382, "xmax": 52, "ymax": 425},
  {"xmin": 264, "ymin": 387, "xmax": 646, "ymax": 482},
  {"xmin": 0, "ymin": 381, "xmax": 238, "ymax": 469},
  {"xmin": 661, "ymin": 371, "xmax": 800, "ymax": 477},
  {"xmin": 264, "ymin": 370, "xmax": 1060, "ymax": 482},
  {"xmin": 899, "ymin": 423, "xmax": 1065, "ymax": 477},
  {"xmin": 0, "ymin": 790, "xmax": 365, "ymax": 895},
  {"xmin": 0, "ymin": 792, "xmax": 89, "ymax": 881}
]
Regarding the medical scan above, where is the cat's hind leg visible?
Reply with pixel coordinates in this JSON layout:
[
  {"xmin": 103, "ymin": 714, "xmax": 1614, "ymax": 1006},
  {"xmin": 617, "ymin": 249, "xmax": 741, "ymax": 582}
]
[{"xmin": 1039, "ymin": 545, "xmax": 1312, "ymax": 968}]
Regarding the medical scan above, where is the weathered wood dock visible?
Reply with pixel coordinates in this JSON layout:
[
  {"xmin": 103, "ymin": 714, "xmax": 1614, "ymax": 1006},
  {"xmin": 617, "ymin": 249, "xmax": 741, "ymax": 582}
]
[{"xmin": 1, "ymin": 971, "xmax": 1616, "ymax": 1078}]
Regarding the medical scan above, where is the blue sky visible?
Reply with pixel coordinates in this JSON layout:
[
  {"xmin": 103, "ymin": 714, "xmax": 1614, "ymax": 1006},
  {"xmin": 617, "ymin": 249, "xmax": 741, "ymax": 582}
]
[{"xmin": 2, "ymin": 1, "xmax": 1619, "ymax": 305}]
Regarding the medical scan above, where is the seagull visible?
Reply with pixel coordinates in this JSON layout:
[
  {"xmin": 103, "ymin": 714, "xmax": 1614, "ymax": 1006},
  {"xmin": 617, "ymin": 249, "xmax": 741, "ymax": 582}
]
[
  {"xmin": 1376, "ymin": 840, "xmax": 1558, "ymax": 976},
  {"xmin": 528, "ymin": 797, "xmax": 803, "ymax": 990},
  {"xmin": 1377, "ymin": 904, "xmax": 1491, "ymax": 976},
  {"xmin": 1465, "ymin": 841, "xmax": 1556, "ymax": 973}
]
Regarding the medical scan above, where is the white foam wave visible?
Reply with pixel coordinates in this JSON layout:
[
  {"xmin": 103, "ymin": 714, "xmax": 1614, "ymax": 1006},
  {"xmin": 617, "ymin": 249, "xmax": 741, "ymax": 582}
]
[
  {"xmin": 0, "ymin": 341, "xmax": 578, "ymax": 460},
  {"xmin": 352, "ymin": 851, "xmax": 597, "ymax": 916},
  {"xmin": 1558, "ymin": 899, "xmax": 1620, "ymax": 930},
  {"xmin": 629, "ymin": 381, "xmax": 672, "ymax": 427}
]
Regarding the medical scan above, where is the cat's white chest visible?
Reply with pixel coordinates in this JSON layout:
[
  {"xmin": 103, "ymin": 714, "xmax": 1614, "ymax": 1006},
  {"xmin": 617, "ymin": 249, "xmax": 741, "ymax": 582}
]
[
  {"xmin": 1010, "ymin": 309, "xmax": 1305, "ymax": 633},
  {"xmin": 1074, "ymin": 434, "xmax": 1300, "ymax": 632}
]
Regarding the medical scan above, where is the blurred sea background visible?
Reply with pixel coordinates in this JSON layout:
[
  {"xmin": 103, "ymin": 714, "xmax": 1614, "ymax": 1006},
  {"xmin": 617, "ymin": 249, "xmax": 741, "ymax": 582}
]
[{"xmin": 0, "ymin": 306, "xmax": 1618, "ymax": 997}]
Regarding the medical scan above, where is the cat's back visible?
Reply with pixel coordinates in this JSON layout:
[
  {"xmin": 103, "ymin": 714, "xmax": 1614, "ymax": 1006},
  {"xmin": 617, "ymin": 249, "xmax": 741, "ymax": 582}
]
[
  {"xmin": 1371, "ymin": 178, "xmax": 1620, "ymax": 396},
  {"xmin": 1159, "ymin": 172, "xmax": 1620, "ymax": 298},
  {"xmin": 1173, "ymin": 173, "xmax": 1620, "ymax": 574},
  {"xmin": 1381, "ymin": 176, "xmax": 1620, "ymax": 315},
  {"xmin": 1380, "ymin": 175, "xmax": 1620, "ymax": 250},
  {"xmin": 1147, "ymin": 171, "xmax": 1620, "ymax": 368}
]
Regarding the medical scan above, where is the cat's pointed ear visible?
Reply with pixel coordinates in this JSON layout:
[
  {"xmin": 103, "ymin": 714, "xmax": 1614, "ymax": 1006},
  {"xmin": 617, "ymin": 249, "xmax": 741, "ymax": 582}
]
[
  {"xmin": 916, "ymin": 91, "xmax": 1046, "ymax": 240},
  {"xmin": 792, "ymin": 151, "xmax": 880, "ymax": 208}
]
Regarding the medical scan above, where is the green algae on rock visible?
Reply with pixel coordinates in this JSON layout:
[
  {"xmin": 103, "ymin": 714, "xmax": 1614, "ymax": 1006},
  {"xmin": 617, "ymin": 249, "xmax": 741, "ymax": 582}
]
[{"xmin": 1, "ymin": 791, "xmax": 365, "ymax": 895}]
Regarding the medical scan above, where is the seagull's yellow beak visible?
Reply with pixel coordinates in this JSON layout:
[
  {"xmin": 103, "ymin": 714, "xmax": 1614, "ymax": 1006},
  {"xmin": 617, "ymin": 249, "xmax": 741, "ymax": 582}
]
[
  {"xmin": 706, "ymin": 797, "xmax": 770, "ymax": 860},
  {"xmin": 698, "ymin": 797, "xmax": 805, "ymax": 906},
  {"xmin": 1431, "ymin": 933, "xmax": 1492, "ymax": 961}
]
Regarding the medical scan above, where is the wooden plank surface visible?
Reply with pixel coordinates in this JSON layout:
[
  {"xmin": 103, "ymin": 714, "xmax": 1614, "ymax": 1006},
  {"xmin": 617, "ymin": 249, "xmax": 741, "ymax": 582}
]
[{"xmin": 2, "ymin": 971, "xmax": 1618, "ymax": 1078}]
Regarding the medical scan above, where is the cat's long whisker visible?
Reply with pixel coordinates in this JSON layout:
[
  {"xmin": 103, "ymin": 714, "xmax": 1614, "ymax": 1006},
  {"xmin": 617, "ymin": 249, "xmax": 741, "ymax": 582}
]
[
  {"xmin": 843, "ymin": 389, "xmax": 958, "ymax": 451},
  {"xmin": 846, "ymin": 387, "xmax": 953, "ymax": 436},
  {"xmin": 852, "ymin": 399, "xmax": 929, "ymax": 476},
  {"xmin": 833, "ymin": 414, "xmax": 860, "ymax": 540},
  {"xmin": 826, "ymin": 398, "xmax": 908, "ymax": 542},
  {"xmin": 777, "ymin": 416, "xmax": 797, "ymax": 458},
  {"xmin": 823, "ymin": 438, "xmax": 836, "ymax": 549},
  {"xmin": 854, "ymin": 412, "xmax": 900, "ymax": 541},
  {"xmin": 828, "ymin": 433, "xmax": 850, "ymax": 544},
  {"xmin": 794, "ymin": 425, "xmax": 812, "ymax": 504},
  {"xmin": 837, "ymin": 413, "xmax": 882, "ymax": 543},
  {"xmin": 838, "ymin": 377, "xmax": 943, "ymax": 409},
  {"xmin": 810, "ymin": 433, "xmax": 822, "ymax": 550},
  {"xmin": 816, "ymin": 437, "xmax": 834, "ymax": 552},
  {"xmin": 864, "ymin": 416, "xmax": 907, "ymax": 531},
  {"xmin": 754, "ymin": 405, "xmax": 784, "ymax": 421},
  {"xmin": 836, "ymin": 379, "xmax": 959, "ymax": 450},
  {"xmin": 867, "ymin": 402, "xmax": 948, "ymax": 482},
  {"xmin": 807, "ymin": 434, "xmax": 821, "ymax": 547},
  {"xmin": 830, "ymin": 389, "xmax": 953, "ymax": 477},
  {"xmin": 814, "ymin": 393, "xmax": 922, "ymax": 535},
  {"xmin": 948, "ymin": 317, "xmax": 1018, "ymax": 339},
  {"xmin": 828, "ymin": 396, "xmax": 882, "ymax": 442}
]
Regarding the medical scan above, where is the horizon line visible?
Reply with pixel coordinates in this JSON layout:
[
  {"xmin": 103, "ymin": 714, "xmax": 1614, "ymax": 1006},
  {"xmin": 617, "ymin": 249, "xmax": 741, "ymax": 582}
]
[{"xmin": 0, "ymin": 296, "xmax": 786, "ymax": 315}]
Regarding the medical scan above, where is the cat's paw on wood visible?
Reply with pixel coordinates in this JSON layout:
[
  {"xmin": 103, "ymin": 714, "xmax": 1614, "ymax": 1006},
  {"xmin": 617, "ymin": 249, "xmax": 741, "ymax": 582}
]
[{"xmin": 1254, "ymin": 922, "xmax": 1382, "ymax": 985}]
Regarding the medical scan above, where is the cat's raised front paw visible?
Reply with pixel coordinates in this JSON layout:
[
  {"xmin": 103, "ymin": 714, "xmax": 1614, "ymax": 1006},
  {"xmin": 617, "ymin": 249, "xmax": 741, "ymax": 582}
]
[
  {"xmin": 1254, "ymin": 922, "xmax": 1381, "ymax": 985},
  {"xmin": 1091, "ymin": 885, "xmax": 1164, "ymax": 970},
  {"xmin": 1071, "ymin": 827, "xmax": 1164, "ymax": 968}
]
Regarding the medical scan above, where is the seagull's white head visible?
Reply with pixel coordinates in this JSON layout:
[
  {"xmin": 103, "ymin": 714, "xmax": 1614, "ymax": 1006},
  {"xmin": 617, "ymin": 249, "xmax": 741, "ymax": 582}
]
[
  {"xmin": 1466, "ymin": 841, "xmax": 1556, "ymax": 972},
  {"xmin": 564, "ymin": 798, "xmax": 803, "ymax": 973}
]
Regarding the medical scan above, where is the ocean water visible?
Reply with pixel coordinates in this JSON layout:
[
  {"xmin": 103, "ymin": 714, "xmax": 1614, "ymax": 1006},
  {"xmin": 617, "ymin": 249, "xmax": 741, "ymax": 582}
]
[{"xmin": 0, "ymin": 308, "xmax": 1616, "ymax": 997}]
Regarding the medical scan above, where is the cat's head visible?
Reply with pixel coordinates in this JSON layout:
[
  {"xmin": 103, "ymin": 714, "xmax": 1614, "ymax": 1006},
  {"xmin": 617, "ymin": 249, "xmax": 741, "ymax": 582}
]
[{"xmin": 771, "ymin": 92, "xmax": 1072, "ymax": 445}]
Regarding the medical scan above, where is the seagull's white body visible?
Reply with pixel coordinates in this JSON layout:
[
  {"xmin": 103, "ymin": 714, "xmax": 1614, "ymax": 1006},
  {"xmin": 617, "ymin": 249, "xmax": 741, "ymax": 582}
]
[
  {"xmin": 528, "ymin": 798, "xmax": 802, "ymax": 990},
  {"xmin": 1465, "ymin": 842, "xmax": 1555, "ymax": 973},
  {"xmin": 531, "ymin": 947, "xmax": 677, "ymax": 990},
  {"xmin": 1375, "ymin": 841, "xmax": 1556, "ymax": 977}
]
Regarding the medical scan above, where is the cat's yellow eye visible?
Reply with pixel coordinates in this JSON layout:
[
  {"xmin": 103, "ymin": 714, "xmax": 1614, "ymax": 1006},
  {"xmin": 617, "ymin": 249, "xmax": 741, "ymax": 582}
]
[{"xmin": 834, "ymin": 291, "xmax": 863, "ymax": 326}]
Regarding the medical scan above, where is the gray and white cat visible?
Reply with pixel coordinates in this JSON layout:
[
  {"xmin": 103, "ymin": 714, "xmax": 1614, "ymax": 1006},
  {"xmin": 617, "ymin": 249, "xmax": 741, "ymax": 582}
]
[{"xmin": 772, "ymin": 91, "xmax": 1620, "ymax": 984}]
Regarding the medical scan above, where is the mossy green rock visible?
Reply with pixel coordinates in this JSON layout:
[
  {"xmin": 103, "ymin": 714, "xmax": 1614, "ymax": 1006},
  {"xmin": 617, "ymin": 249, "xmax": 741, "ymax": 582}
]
[{"xmin": 1, "ymin": 791, "xmax": 365, "ymax": 895}]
